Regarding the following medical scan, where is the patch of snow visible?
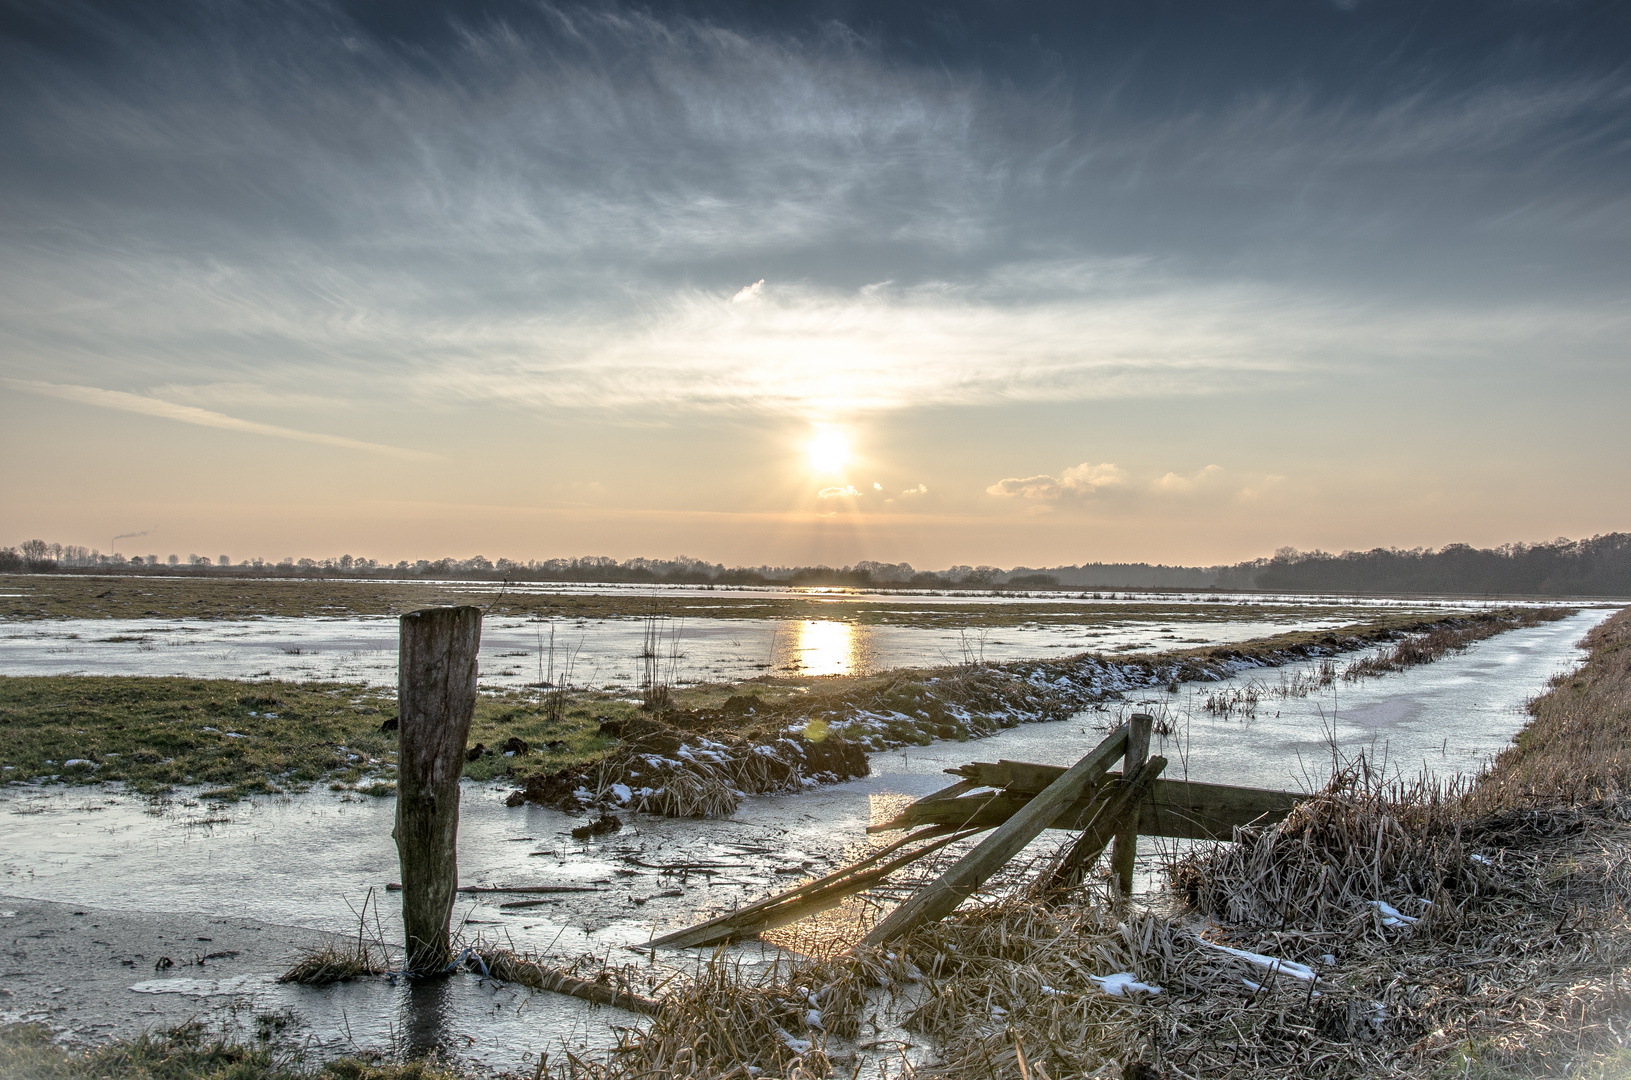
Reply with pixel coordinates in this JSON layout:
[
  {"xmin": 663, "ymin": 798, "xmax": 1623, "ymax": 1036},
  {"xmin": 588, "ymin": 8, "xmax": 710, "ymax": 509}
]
[
  {"xmin": 1368, "ymin": 900, "xmax": 1418, "ymax": 926},
  {"xmin": 1200, "ymin": 940, "xmax": 1319, "ymax": 981},
  {"xmin": 1090, "ymin": 972, "xmax": 1162, "ymax": 996}
]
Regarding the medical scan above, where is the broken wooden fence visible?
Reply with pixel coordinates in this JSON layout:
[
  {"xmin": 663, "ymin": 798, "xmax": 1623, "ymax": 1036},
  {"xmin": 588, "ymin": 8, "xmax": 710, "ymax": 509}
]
[{"xmin": 649, "ymin": 714, "xmax": 1305, "ymax": 950}]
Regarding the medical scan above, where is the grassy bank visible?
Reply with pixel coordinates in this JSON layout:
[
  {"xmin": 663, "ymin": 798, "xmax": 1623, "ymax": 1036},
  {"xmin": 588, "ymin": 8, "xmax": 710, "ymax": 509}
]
[
  {"xmin": 0, "ymin": 608, "xmax": 1568, "ymax": 804},
  {"xmin": 1471, "ymin": 606, "xmax": 1631, "ymax": 809},
  {"xmin": 510, "ymin": 607, "xmax": 1571, "ymax": 817}
]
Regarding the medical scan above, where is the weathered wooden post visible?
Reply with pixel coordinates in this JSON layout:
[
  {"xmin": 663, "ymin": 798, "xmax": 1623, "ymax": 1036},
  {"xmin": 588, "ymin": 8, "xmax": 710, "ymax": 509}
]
[
  {"xmin": 394, "ymin": 605, "xmax": 482, "ymax": 973},
  {"xmin": 1110, "ymin": 712, "xmax": 1153, "ymax": 898}
]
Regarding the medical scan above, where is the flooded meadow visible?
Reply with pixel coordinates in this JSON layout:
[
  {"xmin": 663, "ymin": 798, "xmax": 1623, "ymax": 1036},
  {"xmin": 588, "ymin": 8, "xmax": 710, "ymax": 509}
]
[{"xmin": 0, "ymin": 591, "xmax": 1613, "ymax": 1075}]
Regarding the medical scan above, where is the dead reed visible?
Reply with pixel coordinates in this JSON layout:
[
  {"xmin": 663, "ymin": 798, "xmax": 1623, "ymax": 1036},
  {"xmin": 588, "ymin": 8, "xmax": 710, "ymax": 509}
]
[
  {"xmin": 278, "ymin": 890, "xmax": 391, "ymax": 985},
  {"xmin": 1471, "ymin": 606, "xmax": 1631, "ymax": 810}
]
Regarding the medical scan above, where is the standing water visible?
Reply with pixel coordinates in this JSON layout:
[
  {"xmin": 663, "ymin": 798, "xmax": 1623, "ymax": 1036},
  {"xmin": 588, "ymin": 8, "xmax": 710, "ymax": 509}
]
[{"xmin": 0, "ymin": 607, "xmax": 1613, "ymax": 1073}]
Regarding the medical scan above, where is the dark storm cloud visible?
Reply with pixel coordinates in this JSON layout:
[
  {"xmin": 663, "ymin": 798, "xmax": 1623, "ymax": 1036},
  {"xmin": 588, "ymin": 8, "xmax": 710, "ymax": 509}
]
[{"xmin": 0, "ymin": 0, "xmax": 1627, "ymax": 415}]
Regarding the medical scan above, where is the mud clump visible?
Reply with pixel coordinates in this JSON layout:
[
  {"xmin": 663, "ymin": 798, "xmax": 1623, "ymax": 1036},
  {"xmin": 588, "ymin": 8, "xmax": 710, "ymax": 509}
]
[{"xmin": 571, "ymin": 814, "xmax": 622, "ymax": 840}]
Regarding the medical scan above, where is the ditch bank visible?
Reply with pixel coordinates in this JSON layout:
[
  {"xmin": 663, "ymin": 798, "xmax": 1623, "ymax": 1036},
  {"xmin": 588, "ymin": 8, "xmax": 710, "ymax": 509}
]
[{"xmin": 508, "ymin": 607, "xmax": 1571, "ymax": 819}]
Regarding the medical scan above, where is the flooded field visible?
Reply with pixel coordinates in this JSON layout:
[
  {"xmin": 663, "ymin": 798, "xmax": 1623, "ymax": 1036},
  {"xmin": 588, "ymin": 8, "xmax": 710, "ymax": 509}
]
[
  {"xmin": 0, "ymin": 592, "xmax": 1537, "ymax": 687},
  {"xmin": 0, "ymin": 608, "xmax": 1611, "ymax": 1074}
]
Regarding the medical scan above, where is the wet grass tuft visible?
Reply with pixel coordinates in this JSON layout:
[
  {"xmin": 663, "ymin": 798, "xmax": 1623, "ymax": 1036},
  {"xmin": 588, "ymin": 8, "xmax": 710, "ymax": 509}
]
[{"xmin": 0, "ymin": 1021, "xmax": 460, "ymax": 1080}]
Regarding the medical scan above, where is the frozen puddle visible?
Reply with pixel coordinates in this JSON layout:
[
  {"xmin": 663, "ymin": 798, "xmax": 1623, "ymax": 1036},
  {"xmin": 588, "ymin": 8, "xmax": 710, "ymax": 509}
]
[{"xmin": 0, "ymin": 608, "xmax": 1612, "ymax": 1072}]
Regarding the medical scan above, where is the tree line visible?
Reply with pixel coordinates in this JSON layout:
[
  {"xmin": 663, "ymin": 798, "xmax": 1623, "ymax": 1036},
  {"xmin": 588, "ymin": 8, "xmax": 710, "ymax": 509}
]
[{"xmin": 3, "ymin": 534, "xmax": 1627, "ymax": 596}]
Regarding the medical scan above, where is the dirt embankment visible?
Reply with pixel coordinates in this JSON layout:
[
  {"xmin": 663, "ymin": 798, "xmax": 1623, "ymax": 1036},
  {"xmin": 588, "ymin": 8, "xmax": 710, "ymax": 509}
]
[{"xmin": 509, "ymin": 607, "xmax": 1570, "ymax": 818}]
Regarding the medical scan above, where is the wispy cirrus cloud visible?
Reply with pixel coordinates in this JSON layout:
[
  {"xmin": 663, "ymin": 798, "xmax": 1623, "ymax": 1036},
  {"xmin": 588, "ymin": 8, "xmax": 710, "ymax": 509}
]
[
  {"xmin": 2, "ymin": 1, "xmax": 1627, "ymax": 424},
  {"xmin": 4, "ymin": 380, "xmax": 436, "ymax": 460}
]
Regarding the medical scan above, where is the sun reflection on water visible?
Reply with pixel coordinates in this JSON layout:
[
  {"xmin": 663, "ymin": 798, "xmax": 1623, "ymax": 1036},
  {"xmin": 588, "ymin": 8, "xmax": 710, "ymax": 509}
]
[{"xmin": 775, "ymin": 619, "xmax": 875, "ymax": 676}]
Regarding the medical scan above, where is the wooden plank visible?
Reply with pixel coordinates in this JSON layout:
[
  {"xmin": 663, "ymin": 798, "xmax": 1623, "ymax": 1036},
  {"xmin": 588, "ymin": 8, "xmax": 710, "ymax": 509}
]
[
  {"xmin": 1047, "ymin": 755, "xmax": 1168, "ymax": 893},
  {"xmin": 649, "ymin": 827, "xmax": 984, "ymax": 949},
  {"xmin": 1139, "ymin": 777, "xmax": 1302, "ymax": 841},
  {"xmin": 860, "ymin": 725, "xmax": 1130, "ymax": 947},
  {"xmin": 948, "ymin": 759, "xmax": 1071, "ymax": 793},
  {"xmin": 871, "ymin": 776, "xmax": 1302, "ymax": 840},
  {"xmin": 646, "ymin": 824, "xmax": 972, "ymax": 949},
  {"xmin": 1110, "ymin": 714, "xmax": 1153, "ymax": 896}
]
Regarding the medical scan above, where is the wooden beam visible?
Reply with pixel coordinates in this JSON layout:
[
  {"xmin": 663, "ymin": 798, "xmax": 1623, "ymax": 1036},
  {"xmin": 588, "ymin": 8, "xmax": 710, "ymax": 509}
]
[
  {"xmin": 1110, "ymin": 713, "xmax": 1153, "ymax": 896},
  {"xmin": 1047, "ymin": 755, "xmax": 1168, "ymax": 894},
  {"xmin": 475, "ymin": 951, "xmax": 660, "ymax": 1014},
  {"xmin": 646, "ymin": 824, "xmax": 978, "ymax": 949},
  {"xmin": 871, "ymin": 776, "xmax": 1301, "ymax": 840},
  {"xmin": 860, "ymin": 725, "xmax": 1130, "ymax": 947},
  {"xmin": 1138, "ymin": 777, "xmax": 1301, "ymax": 841}
]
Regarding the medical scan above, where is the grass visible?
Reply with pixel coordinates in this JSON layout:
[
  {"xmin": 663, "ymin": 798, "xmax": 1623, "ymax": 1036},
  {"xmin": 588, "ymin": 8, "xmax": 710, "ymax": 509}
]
[
  {"xmin": 2, "ymin": 570, "xmax": 1462, "ymax": 628},
  {"xmin": 1, "ymin": 608, "xmax": 1571, "ymax": 804},
  {"xmin": 1471, "ymin": 605, "xmax": 1631, "ymax": 809},
  {"xmin": 0, "ymin": 676, "xmax": 616, "ymax": 799},
  {"xmin": 0, "ymin": 1022, "xmax": 459, "ymax": 1080}
]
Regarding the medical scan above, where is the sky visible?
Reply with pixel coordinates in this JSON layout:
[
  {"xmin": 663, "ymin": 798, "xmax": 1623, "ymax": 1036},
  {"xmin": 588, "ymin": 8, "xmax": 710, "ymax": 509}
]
[{"xmin": 2, "ymin": 0, "xmax": 1628, "ymax": 569}]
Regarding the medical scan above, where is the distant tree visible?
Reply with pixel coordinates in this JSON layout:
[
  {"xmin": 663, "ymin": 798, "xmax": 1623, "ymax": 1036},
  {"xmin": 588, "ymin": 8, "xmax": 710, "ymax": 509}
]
[
  {"xmin": 218, "ymin": 555, "xmax": 230, "ymax": 566},
  {"xmin": 21, "ymin": 539, "xmax": 49, "ymax": 563},
  {"xmin": 167, "ymin": 554, "xmax": 179, "ymax": 566}
]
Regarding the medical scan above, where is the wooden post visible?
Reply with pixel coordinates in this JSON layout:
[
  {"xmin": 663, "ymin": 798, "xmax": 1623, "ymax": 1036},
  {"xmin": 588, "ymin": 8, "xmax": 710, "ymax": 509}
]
[
  {"xmin": 1110, "ymin": 713, "xmax": 1153, "ymax": 898},
  {"xmin": 860, "ymin": 724, "xmax": 1129, "ymax": 947},
  {"xmin": 394, "ymin": 606, "xmax": 482, "ymax": 973},
  {"xmin": 1046, "ymin": 755, "xmax": 1168, "ymax": 894}
]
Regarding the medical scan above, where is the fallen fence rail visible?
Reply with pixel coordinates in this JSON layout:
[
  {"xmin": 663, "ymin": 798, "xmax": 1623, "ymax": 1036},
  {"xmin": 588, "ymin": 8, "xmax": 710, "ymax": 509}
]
[{"xmin": 648, "ymin": 715, "xmax": 1307, "ymax": 950}]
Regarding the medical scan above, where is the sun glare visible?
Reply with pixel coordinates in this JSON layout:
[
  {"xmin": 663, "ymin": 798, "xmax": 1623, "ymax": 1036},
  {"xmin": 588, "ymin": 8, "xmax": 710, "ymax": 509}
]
[{"xmin": 807, "ymin": 429, "xmax": 850, "ymax": 474}]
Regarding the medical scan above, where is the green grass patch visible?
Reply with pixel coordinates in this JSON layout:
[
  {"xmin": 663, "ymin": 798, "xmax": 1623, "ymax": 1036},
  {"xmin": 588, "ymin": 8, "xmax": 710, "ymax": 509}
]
[
  {"xmin": 0, "ymin": 675, "xmax": 616, "ymax": 799},
  {"xmin": 0, "ymin": 1021, "xmax": 462, "ymax": 1080}
]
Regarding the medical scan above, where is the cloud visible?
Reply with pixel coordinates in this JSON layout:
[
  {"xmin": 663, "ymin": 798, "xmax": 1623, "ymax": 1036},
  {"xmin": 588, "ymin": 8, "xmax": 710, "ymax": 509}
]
[
  {"xmin": 987, "ymin": 462, "xmax": 1127, "ymax": 501},
  {"xmin": 1151, "ymin": 464, "xmax": 1224, "ymax": 494},
  {"xmin": 0, "ymin": 1, "xmax": 1624, "ymax": 429},
  {"xmin": 817, "ymin": 485, "xmax": 860, "ymax": 499},
  {"xmin": 4, "ymin": 380, "xmax": 437, "ymax": 460},
  {"xmin": 900, "ymin": 484, "xmax": 928, "ymax": 496}
]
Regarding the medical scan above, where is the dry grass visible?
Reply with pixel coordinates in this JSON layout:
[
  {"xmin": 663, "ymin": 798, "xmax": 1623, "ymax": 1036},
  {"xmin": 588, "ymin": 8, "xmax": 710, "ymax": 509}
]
[
  {"xmin": 1471, "ymin": 607, "xmax": 1631, "ymax": 810},
  {"xmin": 278, "ymin": 891, "xmax": 391, "ymax": 985}
]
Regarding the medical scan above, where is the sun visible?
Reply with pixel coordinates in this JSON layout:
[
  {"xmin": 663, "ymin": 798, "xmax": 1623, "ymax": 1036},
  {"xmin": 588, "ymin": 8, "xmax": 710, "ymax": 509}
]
[{"xmin": 807, "ymin": 428, "xmax": 850, "ymax": 474}]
